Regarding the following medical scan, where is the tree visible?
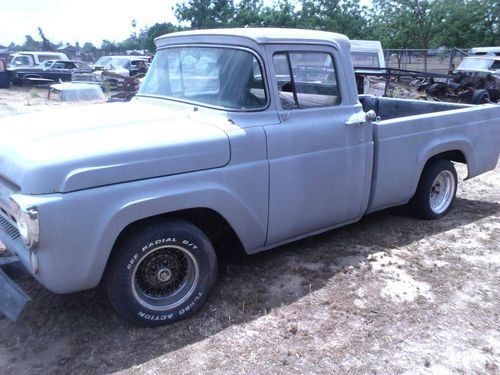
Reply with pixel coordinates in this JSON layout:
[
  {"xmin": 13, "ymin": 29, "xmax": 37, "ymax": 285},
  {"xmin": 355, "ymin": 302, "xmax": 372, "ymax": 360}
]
[
  {"xmin": 371, "ymin": 0, "xmax": 499, "ymax": 50},
  {"xmin": 474, "ymin": 0, "xmax": 499, "ymax": 46},
  {"xmin": 38, "ymin": 27, "xmax": 55, "ymax": 51},
  {"xmin": 260, "ymin": 0, "xmax": 298, "ymax": 28},
  {"xmin": 175, "ymin": 0, "xmax": 236, "ymax": 29},
  {"xmin": 101, "ymin": 40, "xmax": 119, "ymax": 53},
  {"xmin": 233, "ymin": 0, "xmax": 264, "ymax": 27},
  {"xmin": 373, "ymin": 0, "xmax": 440, "ymax": 49},
  {"xmin": 82, "ymin": 42, "xmax": 97, "ymax": 53},
  {"xmin": 144, "ymin": 23, "xmax": 181, "ymax": 52},
  {"xmin": 23, "ymin": 35, "xmax": 41, "ymax": 51}
]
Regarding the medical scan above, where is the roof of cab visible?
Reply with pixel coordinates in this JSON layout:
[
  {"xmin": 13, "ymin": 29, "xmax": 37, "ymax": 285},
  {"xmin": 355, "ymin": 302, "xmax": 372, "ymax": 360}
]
[
  {"xmin": 156, "ymin": 28, "xmax": 349, "ymax": 45},
  {"xmin": 16, "ymin": 51, "xmax": 67, "ymax": 56}
]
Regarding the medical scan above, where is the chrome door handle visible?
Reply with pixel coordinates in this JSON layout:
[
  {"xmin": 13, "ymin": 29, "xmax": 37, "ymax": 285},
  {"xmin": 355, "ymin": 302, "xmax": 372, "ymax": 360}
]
[{"xmin": 345, "ymin": 120, "xmax": 364, "ymax": 127}]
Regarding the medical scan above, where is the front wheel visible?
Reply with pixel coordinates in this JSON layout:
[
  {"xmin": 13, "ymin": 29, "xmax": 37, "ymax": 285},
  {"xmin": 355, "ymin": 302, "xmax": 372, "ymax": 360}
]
[
  {"xmin": 408, "ymin": 159, "xmax": 458, "ymax": 220},
  {"xmin": 105, "ymin": 219, "xmax": 218, "ymax": 327}
]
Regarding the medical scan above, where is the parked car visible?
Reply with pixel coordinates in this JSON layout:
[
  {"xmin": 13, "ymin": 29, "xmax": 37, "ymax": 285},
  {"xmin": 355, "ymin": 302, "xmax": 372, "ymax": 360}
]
[
  {"xmin": 469, "ymin": 46, "xmax": 500, "ymax": 57},
  {"xmin": 93, "ymin": 55, "xmax": 149, "ymax": 77},
  {"xmin": 350, "ymin": 40, "xmax": 386, "ymax": 95},
  {"xmin": 7, "ymin": 51, "xmax": 69, "ymax": 69},
  {"xmin": 0, "ymin": 28, "xmax": 499, "ymax": 326},
  {"xmin": 9, "ymin": 60, "xmax": 93, "ymax": 85},
  {"xmin": 455, "ymin": 56, "xmax": 500, "ymax": 74},
  {"xmin": 350, "ymin": 40, "xmax": 385, "ymax": 69},
  {"xmin": 423, "ymin": 56, "xmax": 500, "ymax": 104}
]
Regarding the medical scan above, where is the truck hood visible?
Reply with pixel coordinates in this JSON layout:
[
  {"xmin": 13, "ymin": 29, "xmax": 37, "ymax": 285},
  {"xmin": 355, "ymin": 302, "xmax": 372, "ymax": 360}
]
[{"xmin": 0, "ymin": 100, "xmax": 230, "ymax": 194}]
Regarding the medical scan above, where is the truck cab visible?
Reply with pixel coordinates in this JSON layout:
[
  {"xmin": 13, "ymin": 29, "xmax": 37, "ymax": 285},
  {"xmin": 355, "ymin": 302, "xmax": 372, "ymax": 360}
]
[{"xmin": 7, "ymin": 51, "xmax": 69, "ymax": 69}]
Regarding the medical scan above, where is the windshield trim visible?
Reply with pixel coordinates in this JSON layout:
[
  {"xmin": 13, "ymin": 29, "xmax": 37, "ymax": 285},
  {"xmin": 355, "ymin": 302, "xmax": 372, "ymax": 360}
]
[
  {"xmin": 136, "ymin": 44, "xmax": 270, "ymax": 112},
  {"xmin": 457, "ymin": 57, "xmax": 496, "ymax": 72}
]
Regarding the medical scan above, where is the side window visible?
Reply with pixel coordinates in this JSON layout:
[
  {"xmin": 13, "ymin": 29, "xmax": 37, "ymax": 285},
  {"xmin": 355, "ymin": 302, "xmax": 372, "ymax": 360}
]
[
  {"xmin": 273, "ymin": 51, "xmax": 340, "ymax": 109},
  {"xmin": 14, "ymin": 56, "xmax": 31, "ymax": 66},
  {"xmin": 39, "ymin": 55, "xmax": 56, "ymax": 62}
]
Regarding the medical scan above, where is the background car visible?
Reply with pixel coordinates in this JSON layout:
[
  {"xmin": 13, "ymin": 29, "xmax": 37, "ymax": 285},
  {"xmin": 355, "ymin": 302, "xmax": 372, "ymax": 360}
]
[
  {"xmin": 9, "ymin": 60, "xmax": 92, "ymax": 85},
  {"xmin": 93, "ymin": 55, "xmax": 150, "ymax": 77}
]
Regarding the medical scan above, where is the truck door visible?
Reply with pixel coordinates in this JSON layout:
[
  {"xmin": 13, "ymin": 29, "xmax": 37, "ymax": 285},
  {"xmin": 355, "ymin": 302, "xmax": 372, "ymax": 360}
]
[{"xmin": 263, "ymin": 44, "xmax": 373, "ymax": 245}]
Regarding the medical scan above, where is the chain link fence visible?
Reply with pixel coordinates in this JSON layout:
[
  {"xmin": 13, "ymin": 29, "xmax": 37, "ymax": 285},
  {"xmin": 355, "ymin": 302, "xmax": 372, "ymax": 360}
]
[{"xmin": 383, "ymin": 49, "xmax": 469, "ymax": 74}]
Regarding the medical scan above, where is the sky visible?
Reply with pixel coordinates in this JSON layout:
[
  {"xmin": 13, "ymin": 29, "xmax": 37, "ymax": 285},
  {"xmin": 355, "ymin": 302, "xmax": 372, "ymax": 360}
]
[
  {"xmin": 0, "ymin": 0, "xmax": 179, "ymax": 46},
  {"xmin": 0, "ymin": 0, "xmax": 372, "ymax": 47}
]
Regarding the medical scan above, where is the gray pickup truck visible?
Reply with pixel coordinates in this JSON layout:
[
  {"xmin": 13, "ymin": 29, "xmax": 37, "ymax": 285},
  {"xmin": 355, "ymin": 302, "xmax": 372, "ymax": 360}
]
[{"xmin": 0, "ymin": 29, "xmax": 499, "ymax": 326}]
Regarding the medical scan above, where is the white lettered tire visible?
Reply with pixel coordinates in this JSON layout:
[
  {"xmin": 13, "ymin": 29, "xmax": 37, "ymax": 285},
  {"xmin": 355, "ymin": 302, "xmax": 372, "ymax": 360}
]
[{"xmin": 105, "ymin": 219, "xmax": 218, "ymax": 327}]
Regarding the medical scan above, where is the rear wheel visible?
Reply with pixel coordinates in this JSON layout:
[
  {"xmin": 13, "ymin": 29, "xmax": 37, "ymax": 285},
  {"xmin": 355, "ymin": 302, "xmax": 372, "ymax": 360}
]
[
  {"xmin": 408, "ymin": 159, "xmax": 458, "ymax": 220},
  {"xmin": 105, "ymin": 219, "xmax": 218, "ymax": 327},
  {"xmin": 470, "ymin": 89, "xmax": 490, "ymax": 104}
]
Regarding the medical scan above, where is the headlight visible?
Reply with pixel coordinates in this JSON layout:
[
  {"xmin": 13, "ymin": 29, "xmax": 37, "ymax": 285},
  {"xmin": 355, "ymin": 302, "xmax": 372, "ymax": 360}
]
[{"xmin": 9, "ymin": 198, "xmax": 39, "ymax": 250}]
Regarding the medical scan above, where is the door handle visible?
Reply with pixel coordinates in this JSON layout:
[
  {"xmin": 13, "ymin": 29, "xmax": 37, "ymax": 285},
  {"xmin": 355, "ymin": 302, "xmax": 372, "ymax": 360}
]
[{"xmin": 345, "ymin": 120, "xmax": 364, "ymax": 127}]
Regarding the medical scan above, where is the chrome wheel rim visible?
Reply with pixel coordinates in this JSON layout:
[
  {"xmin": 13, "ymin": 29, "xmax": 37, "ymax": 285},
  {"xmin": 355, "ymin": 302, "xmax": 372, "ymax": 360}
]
[
  {"xmin": 132, "ymin": 245, "xmax": 199, "ymax": 311},
  {"xmin": 429, "ymin": 170, "xmax": 455, "ymax": 214}
]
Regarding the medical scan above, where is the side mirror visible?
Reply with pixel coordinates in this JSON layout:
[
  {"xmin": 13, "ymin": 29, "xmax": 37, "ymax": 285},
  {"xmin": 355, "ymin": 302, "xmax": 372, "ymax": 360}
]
[{"xmin": 365, "ymin": 110, "xmax": 377, "ymax": 121}]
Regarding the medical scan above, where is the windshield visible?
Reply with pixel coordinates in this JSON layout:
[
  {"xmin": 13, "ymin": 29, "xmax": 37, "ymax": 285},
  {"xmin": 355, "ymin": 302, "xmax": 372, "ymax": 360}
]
[
  {"xmin": 8, "ymin": 55, "xmax": 31, "ymax": 67},
  {"xmin": 351, "ymin": 51, "xmax": 381, "ymax": 68},
  {"xmin": 138, "ymin": 46, "xmax": 267, "ymax": 110},
  {"xmin": 105, "ymin": 58, "xmax": 130, "ymax": 69},
  {"xmin": 457, "ymin": 58, "xmax": 496, "ymax": 71},
  {"xmin": 95, "ymin": 56, "xmax": 112, "ymax": 66}
]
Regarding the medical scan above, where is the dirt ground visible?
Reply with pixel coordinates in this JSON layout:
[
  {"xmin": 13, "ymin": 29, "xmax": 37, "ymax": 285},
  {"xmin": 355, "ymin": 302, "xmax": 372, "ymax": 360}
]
[
  {"xmin": 0, "ymin": 87, "xmax": 499, "ymax": 375},
  {"xmin": 0, "ymin": 86, "xmax": 105, "ymax": 118}
]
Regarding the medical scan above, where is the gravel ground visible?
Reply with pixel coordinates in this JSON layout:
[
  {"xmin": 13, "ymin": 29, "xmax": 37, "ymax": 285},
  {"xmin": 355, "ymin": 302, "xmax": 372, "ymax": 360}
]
[
  {"xmin": 0, "ymin": 86, "xmax": 104, "ymax": 118},
  {"xmin": 0, "ymin": 88, "xmax": 499, "ymax": 375}
]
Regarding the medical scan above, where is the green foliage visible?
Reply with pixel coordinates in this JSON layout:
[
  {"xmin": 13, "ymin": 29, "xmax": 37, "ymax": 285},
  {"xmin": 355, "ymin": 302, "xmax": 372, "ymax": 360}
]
[
  {"xmin": 372, "ymin": 0, "xmax": 499, "ymax": 49},
  {"xmin": 233, "ymin": 0, "xmax": 265, "ymax": 27},
  {"xmin": 296, "ymin": 0, "xmax": 371, "ymax": 38},
  {"xmin": 259, "ymin": 0, "xmax": 298, "ymax": 28},
  {"xmin": 175, "ymin": 0, "xmax": 236, "ymax": 29},
  {"xmin": 100, "ymin": 40, "xmax": 120, "ymax": 53},
  {"xmin": 22, "ymin": 35, "xmax": 42, "ymax": 51},
  {"xmin": 472, "ymin": 0, "xmax": 499, "ymax": 46},
  {"xmin": 82, "ymin": 42, "xmax": 97, "ymax": 53},
  {"xmin": 38, "ymin": 27, "xmax": 55, "ymax": 51},
  {"xmin": 144, "ymin": 23, "xmax": 182, "ymax": 52}
]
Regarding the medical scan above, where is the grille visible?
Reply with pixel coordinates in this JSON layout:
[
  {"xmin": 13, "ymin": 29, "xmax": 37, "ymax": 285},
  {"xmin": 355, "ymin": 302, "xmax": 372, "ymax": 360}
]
[{"xmin": 0, "ymin": 214, "xmax": 20, "ymax": 240}]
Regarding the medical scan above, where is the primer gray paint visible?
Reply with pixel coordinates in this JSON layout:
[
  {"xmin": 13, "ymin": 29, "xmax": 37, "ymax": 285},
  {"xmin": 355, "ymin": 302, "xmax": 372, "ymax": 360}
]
[{"xmin": 0, "ymin": 29, "xmax": 499, "ymax": 294}]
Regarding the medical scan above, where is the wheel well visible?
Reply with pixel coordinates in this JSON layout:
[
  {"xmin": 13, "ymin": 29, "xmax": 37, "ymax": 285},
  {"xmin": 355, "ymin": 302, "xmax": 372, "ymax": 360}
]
[
  {"xmin": 415, "ymin": 150, "xmax": 467, "ymax": 194},
  {"xmin": 113, "ymin": 208, "xmax": 246, "ymax": 259},
  {"xmin": 428, "ymin": 150, "xmax": 466, "ymax": 165}
]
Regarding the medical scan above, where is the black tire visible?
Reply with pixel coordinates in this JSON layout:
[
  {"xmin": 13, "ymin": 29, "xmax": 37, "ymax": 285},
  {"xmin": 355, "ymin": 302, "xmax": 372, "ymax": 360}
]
[
  {"xmin": 408, "ymin": 159, "xmax": 458, "ymax": 220},
  {"xmin": 105, "ymin": 219, "xmax": 218, "ymax": 327},
  {"xmin": 469, "ymin": 89, "xmax": 490, "ymax": 104}
]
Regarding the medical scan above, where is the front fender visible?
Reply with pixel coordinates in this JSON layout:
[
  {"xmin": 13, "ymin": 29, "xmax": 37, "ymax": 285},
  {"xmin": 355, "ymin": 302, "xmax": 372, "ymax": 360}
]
[{"xmin": 83, "ymin": 165, "xmax": 269, "ymax": 290}]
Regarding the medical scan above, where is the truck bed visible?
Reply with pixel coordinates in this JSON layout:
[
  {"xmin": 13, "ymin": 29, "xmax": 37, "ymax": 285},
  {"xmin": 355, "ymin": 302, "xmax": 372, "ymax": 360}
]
[
  {"xmin": 360, "ymin": 96, "xmax": 500, "ymax": 213},
  {"xmin": 359, "ymin": 95, "xmax": 469, "ymax": 120}
]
